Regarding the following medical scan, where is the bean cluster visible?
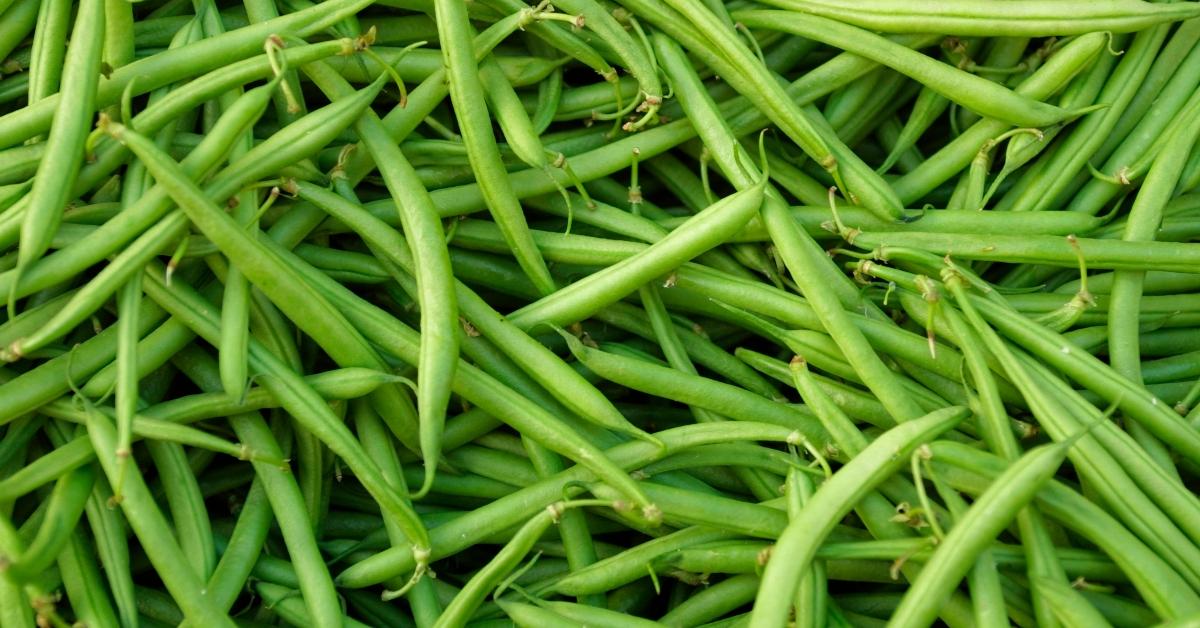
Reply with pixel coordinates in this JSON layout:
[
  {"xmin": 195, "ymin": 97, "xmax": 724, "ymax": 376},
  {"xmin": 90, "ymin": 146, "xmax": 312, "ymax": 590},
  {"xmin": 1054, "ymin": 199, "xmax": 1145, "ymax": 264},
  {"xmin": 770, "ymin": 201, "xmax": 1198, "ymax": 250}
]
[{"xmin": 1, "ymin": 0, "xmax": 1200, "ymax": 626}]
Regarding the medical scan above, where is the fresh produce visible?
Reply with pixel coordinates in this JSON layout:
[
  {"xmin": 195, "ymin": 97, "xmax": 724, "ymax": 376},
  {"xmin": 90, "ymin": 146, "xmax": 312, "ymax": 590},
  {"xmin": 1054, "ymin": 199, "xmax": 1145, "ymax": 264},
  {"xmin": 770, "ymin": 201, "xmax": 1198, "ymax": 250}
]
[{"xmin": 1, "ymin": 0, "xmax": 1200, "ymax": 625}]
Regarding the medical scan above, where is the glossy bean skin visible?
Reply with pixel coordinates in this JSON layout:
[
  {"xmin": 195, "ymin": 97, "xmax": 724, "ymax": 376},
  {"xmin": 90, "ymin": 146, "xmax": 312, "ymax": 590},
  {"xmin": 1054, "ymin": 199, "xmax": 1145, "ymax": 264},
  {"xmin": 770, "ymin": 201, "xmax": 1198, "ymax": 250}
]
[
  {"xmin": 0, "ymin": 76, "xmax": 282, "ymax": 352},
  {"xmin": 0, "ymin": 298, "xmax": 167, "ymax": 426},
  {"xmin": 56, "ymin": 525, "xmax": 120, "ymax": 628},
  {"xmin": 141, "ymin": 367, "xmax": 400, "ymax": 423},
  {"xmin": 252, "ymin": 237, "xmax": 660, "ymax": 517},
  {"xmin": 339, "ymin": 8, "xmax": 538, "ymax": 184},
  {"xmin": 0, "ymin": 0, "xmax": 39, "ymax": 64},
  {"xmin": 562, "ymin": 333, "xmax": 827, "ymax": 438},
  {"xmin": 145, "ymin": 440, "xmax": 216, "ymax": 581},
  {"xmin": 886, "ymin": 264, "xmax": 1200, "ymax": 567},
  {"xmin": 497, "ymin": 600, "xmax": 579, "ymax": 627}
]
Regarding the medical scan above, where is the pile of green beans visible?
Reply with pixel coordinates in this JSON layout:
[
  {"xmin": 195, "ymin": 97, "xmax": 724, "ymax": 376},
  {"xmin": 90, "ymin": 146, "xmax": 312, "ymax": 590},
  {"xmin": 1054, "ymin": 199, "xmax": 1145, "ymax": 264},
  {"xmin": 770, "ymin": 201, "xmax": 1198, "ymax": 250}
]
[{"xmin": 2, "ymin": 0, "xmax": 1200, "ymax": 625}]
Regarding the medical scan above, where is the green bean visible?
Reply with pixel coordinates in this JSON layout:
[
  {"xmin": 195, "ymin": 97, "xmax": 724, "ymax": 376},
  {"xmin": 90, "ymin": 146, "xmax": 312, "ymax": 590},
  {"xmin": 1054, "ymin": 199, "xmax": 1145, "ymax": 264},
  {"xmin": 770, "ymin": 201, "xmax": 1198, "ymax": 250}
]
[
  {"xmin": 533, "ymin": 599, "xmax": 666, "ymax": 627},
  {"xmin": 879, "ymin": 86, "xmax": 948, "ymax": 175},
  {"xmin": 434, "ymin": 0, "xmax": 557, "ymax": 295},
  {"xmin": 509, "ymin": 179, "xmax": 764, "ymax": 328},
  {"xmin": 451, "ymin": 220, "xmax": 644, "ymax": 264},
  {"xmin": 892, "ymin": 32, "xmax": 1107, "ymax": 204},
  {"xmin": 339, "ymin": 421, "xmax": 797, "ymax": 587},
  {"xmin": 659, "ymin": 574, "xmax": 759, "ymax": 627},
  {"xmin": 56, "ymin": 526, "xmax": 120, "ymax": 628},
  {"xmin": 172, "ymin": 345, "xmax": 345, "ymax": 627},
  {"xmin": 824, "ymin": 68, "xmax": 885, "ymax": 135},
  {"xmin": 1, "ymin": 76, "xmax": 282, "ymax": 357},
  {"xmin": 0, "ymin": 508, "xmax": 32, "ymax": 627},
  {"xmin": 0, "ymin": 298, "xmax": 166, "ymax": 426},
  {"xmin": 84, "ymin": 405, "xmax": 235, "ymax": 626},
  {"xmin": 1035, "ymin": 577, "xmax": 1115, "ymax": 628},
  {"xmin": 594, "ymin": 302, "xmax": 783, "ymax": 400},
  {"xmin": 641, "ymin": 282, "xmax": 780, "ymax": 499},
  {"xmin": 497, "ymin": 600, "xmax": 579, "ymax": 627},
  {"xmin": 0, "ymin": 0, "xmax": 377, "ymax": 147},
  {"xmin": 1107, "ymin": 83, "xmax": 1200, "ymax": 476},
  {"xmin": 739, "ymin": 11, "xmax": 1081, "ymax": 129},
  {"xmin": 339, "ymin": 8, "xmax": 541, "ymax": 186},
  {"xmin": 76, "ymin": 471, "xmax": 137, "ymax": 628},
  {"xmin": 146, "ymin": 440, "xmax": 217, "ymax": 582},
  {"xmin": 939, "ymin": 277, "xmax": 1200, "ymax": 583},
  {"xmin": 1007, "ymin": 26, "xmax": 1168, "ymax": 214},
  {"xmin": 436, "ymin": 501, "xmax": 594, "ymax": 626},
  {"xmin": 444, "ymin": 444, "xmax": 537, "ymax": 488},
  {"xmin": 113, "ymin": 273, "xmax": 140, "ymax": 507},
  {"xmin": 560, "ymin": 0, "xmax": 663, "ymax": 126},
  {"xmin": 4, "ymin": 464, "xmax": 94, "ymax": 583},
  {"xmin": 255, "ymin": 582, "xmax": 373, "ymax": 628},
  {"xmin": 593, "ymin": 480, "xmax": 788, "ymax": 538},
  {"xmin": 212, "ymin": 62, "xmax": 257, "ymax": 411},
  {"xmin": 748, "ymin": 406, "xmax": 967, "ymax": 627},
  {"xmin": 649, "ymin": 0, "xmax": 902, "ymax": 218},
  {"xmin": 324, "ymin": 49, "xmax": 561, "ymax": 86},
  {"xmin": 1055, "ymin": 271, "xmax": 1200, "ymax": 297},
  {"xmin": 142, "ymin": 268, "xmax": 437, "ymax": 594},
  {"xmin": 24, "ymin": 0, "xmax": 70, "ymax": 105},
  {"xmin": 111, "ymin": 121, "xmax": 430, "ymax": 522},
  {"xmin": 255, "ymin": 234, "xmax": 659, "ymax": 516},
  {"xmin": 141, "ymin": 367, "xmax": 401, "ymax": 423},
  {"xmin": 0, "ymin": 435, "xmax": 90, "ymax": 501},
  {"xmin": 759, "ymin": 0, "xmax": 1200, "ymax": 36},
  {"xmin": 301, "ymin": 61, "xmax": 459, "ymax": 500},
  {"xmin": 891, "ymin": 439, "xmax": 1074, "ymax": 628},
  {"xmin": 295, "ymin": 184, "xmax": 654, "ymax": 448},
  {"xmin": 562, "ymin": 332, "xmax": 826, "ymax": 439},
  {"xmin": 956, "ymin": 280, "xmax": 1200, "ymax": 466},
  {"xmin": 206, "ymin": 478, "xmax": 272, "ymax": 611},
  {"xmin": 0, "ymin": 0, "xmax": 38, "ymax": 64},
  {"xmin": 15, "ymin": 0, "xmax": 104, "ymax": 288},
  {"xmin": 932, "ymin": 284, "xmax": 1067, "ymax": 628},
  {"xmin": 849, "ymin": 229, "xmax": 1200, "ymax": 274},
  {"xmin": 891, "ymin": 265, "xmax": 1200, "ymax": 566},
  {"xmin": 345, "ymin": 590, "xmax": 418, "ymax": 628},
  {"xmin": 930, "ymin": 441, "xmax": 1200, "ymax": 619},
  {"xmin": 349, "ymin": 398, "xmax": 431, "ymax": 606},
  {"xmin": 656, "ymin": 33, "xmax": 933, "ymax": 426},
  {"xmin": 529, "ymin": 39, "xmax": 562, "ymax": 135}
]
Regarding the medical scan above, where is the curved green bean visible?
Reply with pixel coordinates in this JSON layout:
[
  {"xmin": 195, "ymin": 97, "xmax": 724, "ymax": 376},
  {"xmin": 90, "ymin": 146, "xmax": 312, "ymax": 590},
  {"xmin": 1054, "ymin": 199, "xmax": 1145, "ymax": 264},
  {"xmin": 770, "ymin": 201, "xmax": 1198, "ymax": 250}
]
[{"xmin": 748, "ymin": 406, "xmax": 967, "ymax": 627}]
